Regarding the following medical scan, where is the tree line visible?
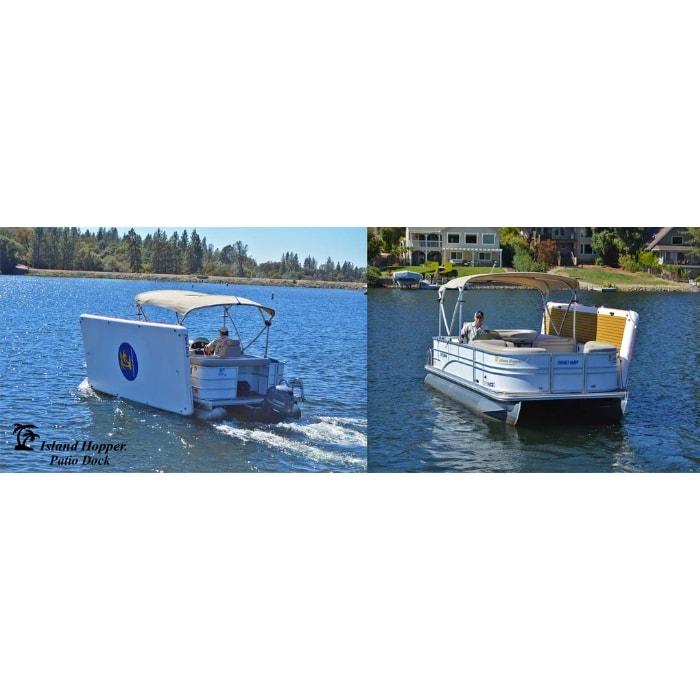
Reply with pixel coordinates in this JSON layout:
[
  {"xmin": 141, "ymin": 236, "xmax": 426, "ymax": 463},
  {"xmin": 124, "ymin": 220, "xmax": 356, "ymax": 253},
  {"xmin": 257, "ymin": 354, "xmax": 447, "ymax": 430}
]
[{"xmin": 0, "ymin": 227, "xmax": 366, "ymax": 281}]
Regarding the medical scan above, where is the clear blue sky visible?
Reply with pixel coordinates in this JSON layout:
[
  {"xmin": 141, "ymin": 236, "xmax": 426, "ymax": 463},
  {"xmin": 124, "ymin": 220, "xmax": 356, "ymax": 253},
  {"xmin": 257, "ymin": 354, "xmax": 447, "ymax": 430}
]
[{"xmin": 113, "ymin": 227, "xmax": 367, "ymax": 266}]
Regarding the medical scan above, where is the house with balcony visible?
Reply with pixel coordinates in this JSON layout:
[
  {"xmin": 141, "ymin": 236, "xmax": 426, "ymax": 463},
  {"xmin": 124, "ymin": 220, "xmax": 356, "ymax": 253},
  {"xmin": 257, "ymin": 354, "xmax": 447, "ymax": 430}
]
[
  {"xmin": 520, "ymin": 227, "xmax": 591, "ymax": 265},
  {"xmin": 646, "ymin": 227, "xmax": 700, "ymax": 275},
  {"xmin": 404, "ymin": 227, "xmax": 502, "ymax": 267}
]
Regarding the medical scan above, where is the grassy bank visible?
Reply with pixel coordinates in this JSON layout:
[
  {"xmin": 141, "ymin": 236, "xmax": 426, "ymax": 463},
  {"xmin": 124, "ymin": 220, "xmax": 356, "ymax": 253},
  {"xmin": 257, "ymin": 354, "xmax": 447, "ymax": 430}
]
[
  {"xmin": 21, "ymin": 267, "xmax": 365, "ymax": 290},
  {"xmin": 382, "ymin": 263, "xmax": 505, "ymax": 277},
  {"xmin": 552, "ymin": 266, "xmax": 692, "ymax": 291}
]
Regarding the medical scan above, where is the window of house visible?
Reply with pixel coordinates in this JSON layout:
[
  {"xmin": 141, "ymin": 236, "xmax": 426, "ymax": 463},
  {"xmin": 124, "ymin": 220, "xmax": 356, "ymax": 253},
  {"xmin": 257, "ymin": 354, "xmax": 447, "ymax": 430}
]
[
  {"xmin": 464, "ymin": 234, "xmax": 477, "ymax": 244},
  {"xmin": 584, "ymin": 244, "xmax": 592, "ymax": 255},
  {"xmin": 672, "ymin": 236, "xmax": 683, "ymax": 245},
  {"xmin": 447, "ymin": 234, "xmax": 460, "ymax": 244},
  {"xmin": 416, "ymin": 234, "xmax": 425, "ymax": 241},
  {"xmin": 479, "ymin": 252, "xmax": 489, "ymax": 261},
  {"xmin": 482, "ymin": 234, "xmax": 495, "ymax": 245},
  {"xmin": 451, "ymin": 252, "xmax": 463, "ymax": 260}
]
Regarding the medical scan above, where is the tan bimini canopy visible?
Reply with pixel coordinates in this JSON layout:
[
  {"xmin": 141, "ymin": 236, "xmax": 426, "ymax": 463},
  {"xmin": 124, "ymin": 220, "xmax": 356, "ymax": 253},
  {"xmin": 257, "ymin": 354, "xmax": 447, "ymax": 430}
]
[
  {"xmin": 439, "ymin": 272, "xmax": 579, "ymax": 297},
  {"xmin": 134, "ymin": 290, "xmax": 275, "ymax": 319}
]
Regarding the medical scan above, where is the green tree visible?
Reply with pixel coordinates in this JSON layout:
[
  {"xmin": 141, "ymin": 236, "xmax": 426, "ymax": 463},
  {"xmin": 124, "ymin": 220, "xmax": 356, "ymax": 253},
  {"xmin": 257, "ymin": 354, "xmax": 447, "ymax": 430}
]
[
  {"xmin": 499, "ymin": 227, "xmax": 529, "ymax": 267},
  {"xmin": 367, "ymin": 229, "xmax": 382, "ymax": 263},
  {"xmin": 689, "ymin": 227, "xmax": 700, "ymax": 255},
  {"xmin": 189, "ymin": 229, "xmax": 203, "ymax": 273},
  {"xmin": 125, "ymin": 228, "xmax": 142, "ymax": 272},
  {"xmin": 0, "ymin": 235, "xmax": 20, "ymax": 274},
  {"xmin": 591, "ymin": 229, "xmax": 621, "ymax": 267},
  {"xmin": 232, "ymin": 241, "xmax": 249, "ymax": 276}
]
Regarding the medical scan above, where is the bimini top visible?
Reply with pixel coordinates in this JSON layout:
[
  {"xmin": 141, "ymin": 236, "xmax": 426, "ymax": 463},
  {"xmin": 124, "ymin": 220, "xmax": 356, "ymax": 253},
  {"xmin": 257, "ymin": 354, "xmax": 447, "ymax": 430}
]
[
  {"xmin": 134, "ymin": 290, "xmax": 275, "ymax": 319},
  {"xmin": 439, "ymin": 272, "xmax": 579, "ymax": 296}
]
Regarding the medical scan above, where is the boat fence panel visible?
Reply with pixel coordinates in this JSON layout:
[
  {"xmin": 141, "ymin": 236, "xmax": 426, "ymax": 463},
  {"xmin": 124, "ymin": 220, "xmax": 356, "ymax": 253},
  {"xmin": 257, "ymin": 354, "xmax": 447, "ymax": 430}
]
[
  {"xmin": 546, "ymin": 308, "xmax": 626, "ymax": 350},
  {"xmin": 80, "ymin": 315, "xmax": 194, "ymax": 415}
]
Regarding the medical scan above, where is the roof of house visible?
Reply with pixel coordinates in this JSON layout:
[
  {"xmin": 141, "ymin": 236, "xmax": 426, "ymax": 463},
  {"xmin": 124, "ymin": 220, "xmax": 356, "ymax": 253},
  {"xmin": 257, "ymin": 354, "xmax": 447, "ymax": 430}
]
[{"xmin": 646, "ymin": 227, "xmax": 674, "ymax": 251}]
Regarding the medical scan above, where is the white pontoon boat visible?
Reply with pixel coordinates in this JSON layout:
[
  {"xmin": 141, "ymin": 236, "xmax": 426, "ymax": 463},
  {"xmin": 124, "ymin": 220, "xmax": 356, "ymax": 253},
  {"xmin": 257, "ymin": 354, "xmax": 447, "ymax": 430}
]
[
  {"xmin": 425, "ymin": 273, "xmax": 639, "ymax": 425},
  {"xmin": 80, "ymin": 290, "xmax": 304, "ymax": 422}
]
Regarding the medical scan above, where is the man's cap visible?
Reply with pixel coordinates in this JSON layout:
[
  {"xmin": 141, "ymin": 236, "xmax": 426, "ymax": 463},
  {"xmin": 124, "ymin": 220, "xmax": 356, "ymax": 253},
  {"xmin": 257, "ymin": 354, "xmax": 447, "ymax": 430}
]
[
  {"xmin": 475, "ymin": 311, "xmax": 484, "ymax": 319},
  {"xmin": 219, "ymin": 327, "xmax": 229, "ymax": 335}
]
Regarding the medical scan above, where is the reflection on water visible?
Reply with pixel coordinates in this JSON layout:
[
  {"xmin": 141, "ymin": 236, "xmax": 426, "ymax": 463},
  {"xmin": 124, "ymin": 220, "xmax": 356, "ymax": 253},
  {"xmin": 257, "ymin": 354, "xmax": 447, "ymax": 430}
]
[
  {"xmin": 0, "ymin": 276, "xmax": 366, "ymax": 472},
  {"xmin": 368, "ymin": 287, "xmax": 699, "ymax": 472}
]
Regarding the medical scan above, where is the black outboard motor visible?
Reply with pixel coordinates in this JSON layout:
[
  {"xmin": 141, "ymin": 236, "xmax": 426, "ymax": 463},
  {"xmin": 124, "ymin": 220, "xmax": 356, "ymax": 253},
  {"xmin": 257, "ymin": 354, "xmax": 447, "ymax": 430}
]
[{"xmin": 258, "ymin": 378, "xmax": 304, "ymax": 422}]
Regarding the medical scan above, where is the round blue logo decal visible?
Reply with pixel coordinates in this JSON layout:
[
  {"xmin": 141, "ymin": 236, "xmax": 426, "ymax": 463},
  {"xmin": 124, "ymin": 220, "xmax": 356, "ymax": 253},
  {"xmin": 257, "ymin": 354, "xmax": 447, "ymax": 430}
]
[{"xmin": 118, "ymin": 342, "xmax": 138, "ymax": 381}]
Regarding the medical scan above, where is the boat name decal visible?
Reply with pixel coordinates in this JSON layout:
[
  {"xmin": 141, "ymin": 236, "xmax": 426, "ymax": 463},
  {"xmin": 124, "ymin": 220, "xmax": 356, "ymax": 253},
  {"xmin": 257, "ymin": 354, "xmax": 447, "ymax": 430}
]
[
  {"xmin": 556, "ymin": 358, "xmax": 581, "ymax": 367},
  {"xmin": 118, "ymin": 342, "xmax": 139, "ymax": 381}
]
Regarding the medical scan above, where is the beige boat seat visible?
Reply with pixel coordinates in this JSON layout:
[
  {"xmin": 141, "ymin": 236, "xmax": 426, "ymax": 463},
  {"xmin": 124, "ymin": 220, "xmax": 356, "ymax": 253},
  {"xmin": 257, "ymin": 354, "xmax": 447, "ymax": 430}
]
[
  {"xmin": 470, "ymin": 338, "xmax": 547, "ymax": 355},
  {"xmin": 583, "ymin": 340, "xmax": 618, "ymax": 354},
  {"xmin": 470, "ymin": 339, "xmax": 512, "ymax": 349},
  {"xmin": 533, "ymin": 334, "xmax": 577, "ymax": 353},
  {"xmin": 492, "ymin": 329, "xmax": 539, "ymax": 344}
]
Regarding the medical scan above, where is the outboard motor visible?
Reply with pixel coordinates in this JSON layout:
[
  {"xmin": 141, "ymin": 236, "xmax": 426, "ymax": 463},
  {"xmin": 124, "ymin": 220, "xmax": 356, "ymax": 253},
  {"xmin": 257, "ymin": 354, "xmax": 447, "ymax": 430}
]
[{"xmin": 262, "ymin": 379, "xmax": 303, "ymax": 421}]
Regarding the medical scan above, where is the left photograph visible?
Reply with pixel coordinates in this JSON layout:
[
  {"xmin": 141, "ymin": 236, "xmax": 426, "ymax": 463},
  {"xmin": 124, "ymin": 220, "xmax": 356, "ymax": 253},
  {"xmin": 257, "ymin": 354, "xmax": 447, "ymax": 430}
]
[{"xmin": 0, "ymin": 227, "xmax": 367, "ymax": 472}]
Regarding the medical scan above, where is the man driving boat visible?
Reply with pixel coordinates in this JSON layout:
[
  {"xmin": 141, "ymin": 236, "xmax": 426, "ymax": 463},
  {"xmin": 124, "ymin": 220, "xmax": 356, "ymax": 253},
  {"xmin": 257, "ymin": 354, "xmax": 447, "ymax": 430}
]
[
  {"xmin": 204, "ymin": 327, "xmax": 239, "ymax": 357},
  {"xmin": 460, "ymin": 310, "xmax": 488, "ymax": 343}
]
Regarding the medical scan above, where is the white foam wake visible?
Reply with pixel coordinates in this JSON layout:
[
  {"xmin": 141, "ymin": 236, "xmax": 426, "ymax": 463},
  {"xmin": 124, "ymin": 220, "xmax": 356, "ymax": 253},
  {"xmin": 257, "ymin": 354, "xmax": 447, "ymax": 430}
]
[
  {"xmin": 277, "ymin": 420, "xmax": 366, "ymax": 447},
  {"xmin": 77, "ymin": 378, "xmax": 99, "ymax": 399},
  {"xmin": 317, "ymin": 415, "xmax": 367, "ymax": 428},
  {"xmin": 215, "ymin": 424, "xmax": 365, "ymax": 469},
  {"xmin": 195, "ymin": 407, "xmax": 228, "ymax": 421}
]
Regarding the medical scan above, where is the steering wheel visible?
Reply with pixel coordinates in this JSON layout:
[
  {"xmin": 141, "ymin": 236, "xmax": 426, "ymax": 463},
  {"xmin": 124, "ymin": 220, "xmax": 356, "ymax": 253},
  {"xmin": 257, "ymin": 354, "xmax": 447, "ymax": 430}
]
[{"xmin": 190, "ymin": 337, "xmax": 209, "ymax": 354}]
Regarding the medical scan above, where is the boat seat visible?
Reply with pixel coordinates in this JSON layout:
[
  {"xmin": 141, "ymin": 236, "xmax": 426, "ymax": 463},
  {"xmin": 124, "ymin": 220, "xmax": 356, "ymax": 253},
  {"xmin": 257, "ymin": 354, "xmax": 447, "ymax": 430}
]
[
  {"xmin": 492, "ymin": 329, "xmax": 539, "ymax": 344},
  {"xmin": 190, "ymin": 355, "xmax": 270, "ymax": 367},
  {"xmin": 583, "ymin": 341, "xmax": 618, "ymax": 354},
  {"xmin": 471, "ymin": 340, "xmax": 547, "ymax": 355},
  {"xmin": 533, "ymin": 334, "xmax": 577, "ymax": 353},
  {"xmin": 470, "ymin": 339, "xmax": 511, "ymax": 349}
]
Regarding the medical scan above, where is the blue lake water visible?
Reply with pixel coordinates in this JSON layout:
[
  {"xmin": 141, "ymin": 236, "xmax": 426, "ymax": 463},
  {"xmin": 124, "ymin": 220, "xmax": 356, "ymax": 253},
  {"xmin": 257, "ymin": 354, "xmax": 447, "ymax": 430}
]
[
  {"xmin": 368, "ymin": 288, "xmax": 699, "ymax": 472},
  {"xmin": 0, "ymin": 276, "xmax": 366, "ymax": 472}
]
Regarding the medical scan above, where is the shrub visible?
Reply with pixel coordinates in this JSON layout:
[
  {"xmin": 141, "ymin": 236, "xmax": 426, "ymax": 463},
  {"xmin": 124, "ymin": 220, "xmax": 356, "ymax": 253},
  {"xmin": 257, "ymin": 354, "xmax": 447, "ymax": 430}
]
[
  {"xmin": 619, "ymin": 254, "xmax": 641, "ymax": 272},
  {"xmin": 532, "ymin": 239, "xmax": 559, "ymax": 267},
  {"xmin": 638, "ymin": 251, "xmax": 660, "ymax": 271},
  {"xmin": 514, "ymin": 249, "xmax": 548, "ymax": 273},
  {"xmin": 367, "ymin": 266, "xmax": 382, "ymax": 286}
]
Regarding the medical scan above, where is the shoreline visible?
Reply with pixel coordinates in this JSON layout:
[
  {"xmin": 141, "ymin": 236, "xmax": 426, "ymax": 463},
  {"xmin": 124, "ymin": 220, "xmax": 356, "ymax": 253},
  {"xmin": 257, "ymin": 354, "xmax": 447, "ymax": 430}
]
[
  {"xmin": 373, "ymin": 272, "xmax": 694, "ymax": 293},
  {"xmin": 373, "ymin": 282, "xmax": 694, "ymax": 292},
  {"xmin": 18, "ymin": 268, "xmax": 365, "ymax": 290}
]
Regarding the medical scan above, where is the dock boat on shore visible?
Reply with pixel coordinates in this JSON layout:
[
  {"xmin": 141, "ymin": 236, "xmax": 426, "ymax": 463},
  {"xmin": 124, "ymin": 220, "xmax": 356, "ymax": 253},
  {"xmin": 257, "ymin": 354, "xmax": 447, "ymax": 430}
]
[
  {"xmin": 80, "ymin": 290, "xmax": 304, "ymax": 422},
  {"xmin": 424, "ymin": 272, "xmax": 639, "ymax": 426},
  {"xmin": 392, "ymin": 270, "xmax": 423, "ymax": 289}
]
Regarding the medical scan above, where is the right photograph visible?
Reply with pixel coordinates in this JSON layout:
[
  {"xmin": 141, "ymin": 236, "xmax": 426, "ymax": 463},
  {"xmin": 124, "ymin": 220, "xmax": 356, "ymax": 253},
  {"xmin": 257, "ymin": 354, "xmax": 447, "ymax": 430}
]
[{"xmin": 367, "ymin": 227, "xmax": 700, "ymax": 472}]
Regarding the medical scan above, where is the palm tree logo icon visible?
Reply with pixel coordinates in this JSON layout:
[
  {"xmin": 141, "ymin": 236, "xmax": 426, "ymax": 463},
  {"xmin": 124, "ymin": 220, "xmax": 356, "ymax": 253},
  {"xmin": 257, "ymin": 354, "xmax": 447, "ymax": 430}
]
[{"xmin": 13, "ymin": 423, "xmax": 40, "ymax": 451}]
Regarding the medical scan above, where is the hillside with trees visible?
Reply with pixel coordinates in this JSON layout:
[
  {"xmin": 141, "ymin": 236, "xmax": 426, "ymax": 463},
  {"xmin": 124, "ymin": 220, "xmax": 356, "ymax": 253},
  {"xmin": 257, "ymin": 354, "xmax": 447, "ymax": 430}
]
[{"xmin": 0, "ymin": 227, "xmax": 366, "ymax": 282}]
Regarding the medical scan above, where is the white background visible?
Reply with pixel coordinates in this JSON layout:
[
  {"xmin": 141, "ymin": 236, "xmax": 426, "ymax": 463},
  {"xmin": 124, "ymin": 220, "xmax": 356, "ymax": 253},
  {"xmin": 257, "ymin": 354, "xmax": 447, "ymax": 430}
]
[{"xmin": 1, "ymin": 1, "xmax": 699, "ymax": 699}]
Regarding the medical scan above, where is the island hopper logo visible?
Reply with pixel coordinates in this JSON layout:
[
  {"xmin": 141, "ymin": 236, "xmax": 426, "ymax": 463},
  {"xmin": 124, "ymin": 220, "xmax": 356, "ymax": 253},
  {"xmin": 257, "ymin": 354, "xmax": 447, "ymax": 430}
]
[
  {"xmin": 13, "ymin": 423, "xmax": 40, "ymax": 450},
  {"xmin": 118, "ymin": 342, "xmax": 138, "ymax": 381}
]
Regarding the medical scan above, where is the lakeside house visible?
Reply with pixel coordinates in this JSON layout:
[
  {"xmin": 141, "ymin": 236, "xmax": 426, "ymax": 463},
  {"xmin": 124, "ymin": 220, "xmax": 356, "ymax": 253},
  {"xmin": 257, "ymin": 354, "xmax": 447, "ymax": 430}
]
[
  {"xmin": 521, "ymin": 228, "xmax": 594, "ymax": 266},
  {"xmin": 403, "ymin": 227, "xmax": 503, "ymax": 267},
  {"xmin": 646, "ymin": 227, "xmax": 699, "ymax": 276}
]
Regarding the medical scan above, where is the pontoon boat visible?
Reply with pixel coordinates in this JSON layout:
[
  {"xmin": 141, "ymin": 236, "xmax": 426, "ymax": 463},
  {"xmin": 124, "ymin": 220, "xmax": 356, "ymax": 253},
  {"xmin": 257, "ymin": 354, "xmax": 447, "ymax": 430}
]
[
  {"xmin": 425, "ymin": 273, "xmax": 639, "ymax": 425},
  {"xmin": 80, "ymin": 290, "xmax": 304, "ymax": 421}
]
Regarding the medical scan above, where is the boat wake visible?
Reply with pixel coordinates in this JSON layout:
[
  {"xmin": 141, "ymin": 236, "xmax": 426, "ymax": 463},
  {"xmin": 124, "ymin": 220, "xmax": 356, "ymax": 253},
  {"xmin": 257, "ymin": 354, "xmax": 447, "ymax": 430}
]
[
  {"xmin": 195, "ymin": 407, "xmax": 228, "ymax": 421},
  {"xmin": 214, "ymin": 422, "xmax": 365, "ymax": 470},
  {"xmin": 77, "ymin": 377, "xmax": 100, "ymax": 399},
  {"xmin": 276, "ymin": 418, "xmax": 367, "ymax": 447},
  {"xmin": 317, "ymin": 415, "xmax": 367, "ymax": 428}
]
